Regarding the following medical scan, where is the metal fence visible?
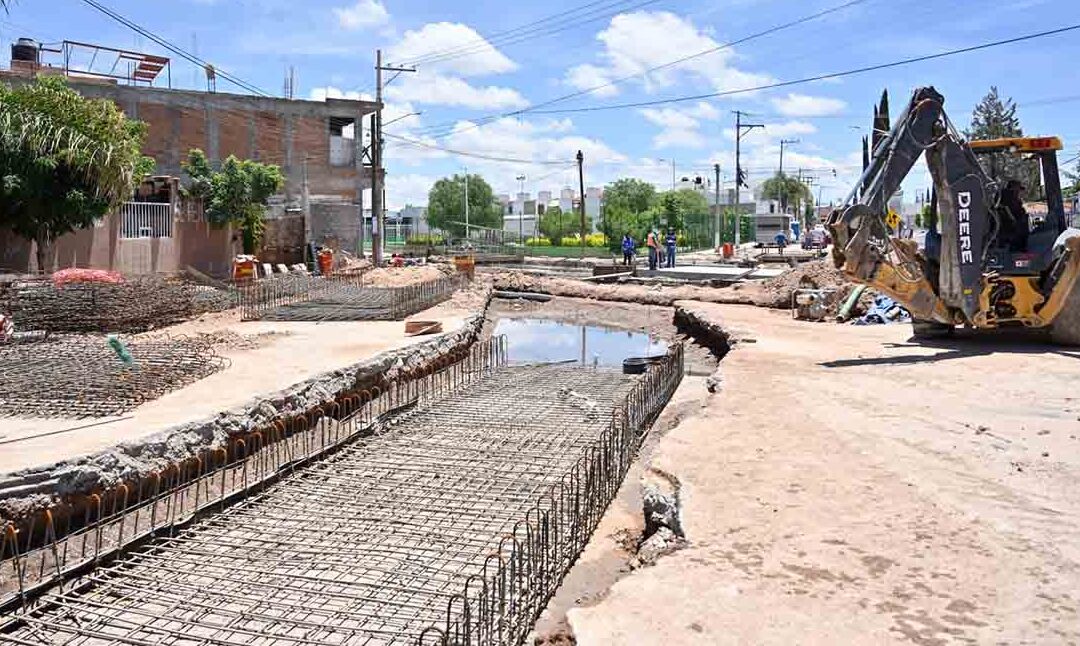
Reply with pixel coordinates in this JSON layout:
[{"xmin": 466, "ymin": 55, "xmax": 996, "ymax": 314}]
[
  {"xmin": 119, "ymin": 202, "xmax": 173, "ymax": 239},
  {"xmin": 237, "ymin": 273, "xmax": 462, "ymax": 322}
]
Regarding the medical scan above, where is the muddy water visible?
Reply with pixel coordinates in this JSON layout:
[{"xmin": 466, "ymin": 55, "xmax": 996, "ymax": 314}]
[{"xmin": 494, "ymin": 318, "xmax": 667, "ymax": 366}]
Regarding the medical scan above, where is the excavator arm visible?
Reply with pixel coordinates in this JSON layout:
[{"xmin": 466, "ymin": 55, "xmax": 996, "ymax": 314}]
[{"xmin": 828, "ymin": 86, "xmax": 996, "ymax": 325}]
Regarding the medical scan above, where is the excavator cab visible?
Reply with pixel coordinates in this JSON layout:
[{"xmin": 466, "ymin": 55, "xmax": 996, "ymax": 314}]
[{"xmin": 968, "ymin": 136, "xmax": 1066, "ymax": 276}]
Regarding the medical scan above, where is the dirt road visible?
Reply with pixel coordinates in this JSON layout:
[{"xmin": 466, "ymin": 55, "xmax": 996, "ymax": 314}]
[{"xmin": 568, "ymin": 302, "xmax": 1080, "ymax": 644}]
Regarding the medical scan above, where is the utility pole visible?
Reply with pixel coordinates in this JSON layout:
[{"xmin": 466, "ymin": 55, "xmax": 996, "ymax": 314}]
[
  {"xmin": 713, "ymin": 163, "xmax": 721, "ymax": 249},
  {"xmin": 302, "ymin": 156, "xmax": 311, "ymax": 269},
  {"xmin": 372, "ymin": 49, "xmax": 416, "ymax": 266},
  {"xmin": 778, "ymin": 138, "xmax": 799, "ymax": 176},
  {"xmin": 516, "ymin": 174, "xmax": 526, "ymax": 242},
  {"xmin": 577, "ymin": 150, "xmax": 586, "ymax": 260},
  {"xmin": 733, "ymin": 110, "xmax": 763, "ymax": 248},
  {"xmin": 463, "ymin": 165, "xmax": 470, "ymax": 239}
]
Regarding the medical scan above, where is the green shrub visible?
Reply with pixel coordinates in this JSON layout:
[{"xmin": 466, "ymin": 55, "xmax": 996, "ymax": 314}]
[
  {"xmin": 559, "ymin": 233, "xmax": 606, "ymax": 248},
  {"xmin": 525, "ymin": 237, "xmax": 551, "ymax": 246},
  {"xmin": 405, "ymin": 233, "xmax": 445, "ymax": 246}
]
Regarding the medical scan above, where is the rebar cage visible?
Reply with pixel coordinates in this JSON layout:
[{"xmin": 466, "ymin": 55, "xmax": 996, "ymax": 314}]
[
  {"xmin": 1, "ymin": 338, "xmax": 685, "ymax": 646},
  {"xmin": 237, "ymin": 274, "xmax": 463, "ymax": 322}
]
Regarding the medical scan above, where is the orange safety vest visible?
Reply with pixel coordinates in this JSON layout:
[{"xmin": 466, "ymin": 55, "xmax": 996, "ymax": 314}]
[{"xmin": 646, "ymin": 232, "xmax": 657, "ymax": 248}]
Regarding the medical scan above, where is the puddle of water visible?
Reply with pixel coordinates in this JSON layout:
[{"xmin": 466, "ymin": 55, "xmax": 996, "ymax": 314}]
[{"xmin": 494, "ymin": 318, "xmax": 667, "ymax": 366}]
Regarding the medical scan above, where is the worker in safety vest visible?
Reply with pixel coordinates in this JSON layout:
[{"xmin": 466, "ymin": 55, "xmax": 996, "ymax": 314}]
[{"xmin": 646, "ymin": 229, "xmax": 658, "ymax": 270}]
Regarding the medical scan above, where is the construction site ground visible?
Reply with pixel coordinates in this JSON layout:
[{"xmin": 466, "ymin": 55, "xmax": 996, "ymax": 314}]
[
  {"xmin": 559, "ymin": 302, "xmax": 1080, "ymax": 644},
  {"xmin": 0, "ymin": 296, "xmax": 474, "ymax": 476}
]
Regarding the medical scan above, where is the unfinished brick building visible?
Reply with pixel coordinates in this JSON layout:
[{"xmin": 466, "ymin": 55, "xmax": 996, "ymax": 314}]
[{"xmin": 1, "ymin": 40, "xmax": 379, "ymax": 272}]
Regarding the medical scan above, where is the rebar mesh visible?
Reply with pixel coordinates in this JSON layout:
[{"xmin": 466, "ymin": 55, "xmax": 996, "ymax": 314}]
[
  {"xmin": 0, "ymin": 278, "xmax": 236, "ymax": 335},
  {"xmin": 0, "ymin": 334, "xmax": 230, "ymax": 418},
  {"xmin": 0, "ymin": 340, "xmax": 685, "ymax": 646},
  {"xmin": 238, "ymin": 274, "xmax": 461, "ymax": 322}
]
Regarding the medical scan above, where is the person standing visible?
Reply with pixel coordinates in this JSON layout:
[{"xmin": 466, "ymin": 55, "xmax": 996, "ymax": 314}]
[
  {"xmin": 646, "ymin": 229, "xmax": 658, "ymax": 270},
  {"xmin": 621, "ymin": 233, "xmax": 635, "ymax": 266},
  {"xmin": 665, "ymin": 227, "xmax": 677, "ymax": 268}
]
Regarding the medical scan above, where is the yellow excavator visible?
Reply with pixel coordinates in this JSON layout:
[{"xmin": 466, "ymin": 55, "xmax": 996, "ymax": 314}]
[{"xmin": 828, "ymin": 86, "xmax": 1080, "ymax": 344}]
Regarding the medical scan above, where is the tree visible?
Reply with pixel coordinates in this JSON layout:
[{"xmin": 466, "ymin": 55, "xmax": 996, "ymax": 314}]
[
  {"xmin": 760, "ymin": 172, "xmax": 811, "ymax": 213},
  {"xmin": 966, "ymin": 86, "xmax": 1038, "ymax": 189},
  {"xmin": 967, "ymin": 86, "xmax": 1022, "ymax": 141},
  {"xmin": 652, "ymin": 188, "xmax": 708, "ymax": 234},
  {"xmin": 1061, "ymin": 156, "xmax": 1080, "ymax": 199},
  {"xmin": 426, "ymin": 173, "xmax": 501, "ymax": 237},
  {"xmin": 604, "ymin": 178, "xmax": 657, "ymax": 215},
  {"xmin": 539, "ymin": 205, "xmax": 594, "ymax": 246},
  {"xmin": 182, "ymin": 149, "xmax": 283, "ymax": 254},
  {"xmin": 1, "ymin": 76, "xmax": 153, "ymax": 271}
]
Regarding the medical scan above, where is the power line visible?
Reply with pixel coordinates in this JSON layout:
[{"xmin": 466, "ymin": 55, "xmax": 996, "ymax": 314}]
[
  {"xmin": 76, "ymin": 0, "xmax": 272, "ymax": 97},
  {"xmin": 399, "ymin": 0, "xmax": 660, "ymax": 68},
  {"xmin": 398, "ymin": 0, "xmax": 615, "ymax": 65},
  {"xmin": 406, "ymin": 0, "xmax": 873, "ymax": 139},
  {"xmin": 382, "ymin": 132, "xmax": 575, "ymax": 166},
  {"xmin": 525, "ymin": 23, "xmax": 1080, "ymax": 114}
]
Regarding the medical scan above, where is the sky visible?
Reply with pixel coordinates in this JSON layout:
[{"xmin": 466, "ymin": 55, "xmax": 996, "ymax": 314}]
[{"xmin": 4, "ymin": 0, "xmax": 1080, "ymax": 209}]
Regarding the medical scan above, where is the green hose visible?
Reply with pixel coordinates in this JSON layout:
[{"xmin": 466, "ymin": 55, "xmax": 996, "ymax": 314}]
[{"xmin": 836, "ymin": 284, "xmax": 867, "ymax": 322}]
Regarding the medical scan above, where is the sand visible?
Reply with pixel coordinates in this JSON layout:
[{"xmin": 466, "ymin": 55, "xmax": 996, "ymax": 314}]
[{"xmin": 565, "ymin": 301, "xmax": 1080, "ymax": 644}]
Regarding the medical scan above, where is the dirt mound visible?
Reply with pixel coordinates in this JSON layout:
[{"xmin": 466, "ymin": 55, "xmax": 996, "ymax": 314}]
[
  {"xmin": 745, "ymin": 259, "xmax": 848, "ymax": 309},
  {"xmin": 363, "ymin": 264, "xmax": 451, "ymax": 288}
]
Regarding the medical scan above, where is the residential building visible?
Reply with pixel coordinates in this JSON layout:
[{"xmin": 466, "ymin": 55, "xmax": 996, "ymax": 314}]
[{"xmin": 1, "ymin": 38, "xmax": 379, "ymax": 272}]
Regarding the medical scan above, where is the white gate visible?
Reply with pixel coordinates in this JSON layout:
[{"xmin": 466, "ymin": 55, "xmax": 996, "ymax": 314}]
[{"xmin": 119, "ymin": 202, "xmax": 174, "ymax": 239}]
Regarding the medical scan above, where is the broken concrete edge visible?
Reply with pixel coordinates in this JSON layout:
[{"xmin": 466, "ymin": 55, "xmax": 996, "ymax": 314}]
[
  {"xmin": 630, "ymin": 301, "xmax": 748, "ymax": 567},
  {"xmin": 0, "ymin": 289, "xmax": 493, "ymax": 522}
]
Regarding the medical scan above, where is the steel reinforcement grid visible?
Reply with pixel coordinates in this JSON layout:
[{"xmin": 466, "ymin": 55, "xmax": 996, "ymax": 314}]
[
  {"xmin": 0, "ymin": 334, "xmax": 230, "ymax": 419},
  {"xmin": 238, "ymin": 274, "xmax": 461, "ymax": 322},
  {"xmin": 0, "ymin": 278, "xmax": 236, "ymax": 334},
  {"xmin": 0, "ymin": 340, "xmax": 684, "ymax": 646}
]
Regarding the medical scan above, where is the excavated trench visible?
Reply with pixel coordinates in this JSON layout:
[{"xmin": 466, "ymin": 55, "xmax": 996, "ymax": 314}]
[{"xmin": 1, "ymin": 289, "xmax": 730, "ymax": 645}]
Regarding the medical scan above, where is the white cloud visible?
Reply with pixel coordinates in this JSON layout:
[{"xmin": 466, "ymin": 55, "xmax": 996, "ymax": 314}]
[
  {"xmin": 385, "ymin": 75, "xmax": 528, "ymax": 109},
  {"xmin": 386, "ymin": 173, "xmax": 437, "ymax": 210},
  {"xmin": 333, "ymin": 0, "xmax": 390, "ymax": 30},
  {"xmin": 637, "ymin": 102, "xmax": 720, "ymax": 149},
  {"xmin": 565, "ymin": 11, "xmax": 773, "ymax": 97},
  {"xmin": 762, "ymin": 120, "xmax": 817, "ymax": 138},
  {"xmin": 309, "ymin": 86, "xmax": 443, "ymax": 165},
  {"xmin": 387, "ymin": 22, "xmax": 516, "ymax": 77},
  {"xmin": 564, "ymin": 64, "xmax": 618, "ymax": 98},
  {"xmin": 771, "ymin": 93, "xmax": 847, "ymax": 118}
]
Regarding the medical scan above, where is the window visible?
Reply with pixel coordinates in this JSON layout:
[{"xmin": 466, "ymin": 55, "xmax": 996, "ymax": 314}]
[{"xmin": 329, "ymin": 117, "xmax": 356, "ymax": 167}]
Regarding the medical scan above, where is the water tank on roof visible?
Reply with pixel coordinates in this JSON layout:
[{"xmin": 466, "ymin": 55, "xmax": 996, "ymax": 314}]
[{"xmin": 11, "ymin": 38, "xmax": 40, "ymax": 63}]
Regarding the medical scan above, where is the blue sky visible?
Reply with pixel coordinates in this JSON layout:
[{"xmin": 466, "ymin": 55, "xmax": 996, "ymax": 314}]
[{"xmin": 4, "ymin": 0, "xmax": 1079, "ymax": 208}]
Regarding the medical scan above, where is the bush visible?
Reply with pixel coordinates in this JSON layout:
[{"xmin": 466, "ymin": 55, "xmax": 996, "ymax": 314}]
[
  {"xmin": 525, "ymin": 237, "xmax": 551, "ymax": 246},
  {"xmin": 559, "ymin": 233, "xmax": 606, "ymax": 248},
  {"xmin": 405, "ymin": 234, "xmax": 445, "ymax": 246}
]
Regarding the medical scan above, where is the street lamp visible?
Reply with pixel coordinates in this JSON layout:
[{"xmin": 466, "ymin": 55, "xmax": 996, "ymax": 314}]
[
  {"xmin": 657, "ymin": 158, "xmax": 676, "ymax": 190},
  {"xmin": 382, "ymin": 111, "xmax": 422, "ymax": 128},
  {"xmin": 516, "ymin": 174, "xmax": 527, "ymax": 241}
]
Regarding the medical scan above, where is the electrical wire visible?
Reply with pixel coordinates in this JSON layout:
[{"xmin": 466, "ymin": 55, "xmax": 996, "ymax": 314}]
[
  {"xmin": 398, "ymin": 0, "xmax": 661, "ymax": 68},
  {"xmin": 525, "ymin": 23, "xmax": 1080, "ymax": 114},
  {"xmin": 383, "ymin": 131, "xmax": 575, "ymax": 165},
  {"xmin": 405, "ymin": 0, "xmax": 874, "ymax": 139},
  {"xmin": 76, "ymin": 0, "xmax": 272, "ymax": 97}
]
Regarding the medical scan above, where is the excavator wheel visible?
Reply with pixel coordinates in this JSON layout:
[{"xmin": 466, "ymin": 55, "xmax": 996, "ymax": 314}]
[
  {"xmin": 1049, "ymin": 278, "xmax": 1080, "ymax": 346},
  {"xmin": 911, "ymin": 319, "xmax": 954, "ymax": 340}
]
